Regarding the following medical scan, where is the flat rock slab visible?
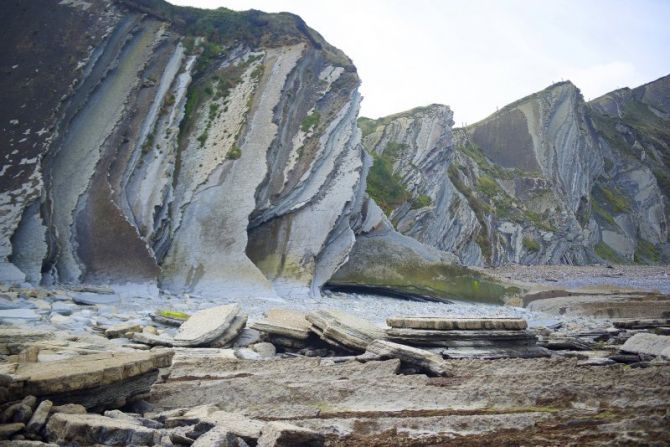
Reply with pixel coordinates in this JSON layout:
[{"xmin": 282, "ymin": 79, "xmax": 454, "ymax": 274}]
[
  {"xmin": 363, "ymin": 339, "xmax": 450, "ymax": 377},
  {"xmin": 386, "ymin": 328, "xmax": 537, "ymax": 347},
  {"xmin": 174, "ymin": 304, "xmax": 241, "ymax": 347},
  {"xmin": 0, "ymin": 308, "xmax": 40, "ymax": 321},
  {"xmin": 386, "ymin": 317, "xmax": 527, "ymax": 331},
  {"xmin": 306, "ymin": 309, "xmax": 385, "ymax": 351},
  {"xmin": 251, "ymin": 309, "xmax": 312, "ymax": 340},
  {"xmin": 621, "ymin": 333, "xmax": 670, "ymax": 358},
  {"xmin": 72, "ymin": 293, "xmax": 120, "ymax": 305},
  {"xmin": 7, "ymin": 350, "xmax": 173, "ymax": 400},
  {"xmin": 45, "ymin": 413, "xmax": 159, "ymax": 445}
]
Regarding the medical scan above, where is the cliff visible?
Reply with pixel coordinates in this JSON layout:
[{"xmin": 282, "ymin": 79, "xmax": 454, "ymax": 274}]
[
  {"xmin": 0, "ymin": 0, "xmax": 366, "ymax": 299},
  {"xmin": 1, "ymin": 0, "xmax": 506, "ymax": 303},
  {"xmin": 360, "ymin": 79, "xmax": 669, "ymax": 266}
]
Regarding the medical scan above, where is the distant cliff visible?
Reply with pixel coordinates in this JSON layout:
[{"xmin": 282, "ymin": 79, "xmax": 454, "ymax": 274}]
[{"xmin": 360, "ymin": 77, "xmax": 669, "ymax": 266}]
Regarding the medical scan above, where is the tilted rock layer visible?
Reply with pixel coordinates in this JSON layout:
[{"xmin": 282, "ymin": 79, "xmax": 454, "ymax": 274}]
[
  {"xmin": 361, "ymin": 78, "xmax": 670, "ymax": 266},
  {"xmin": 0, "ymin": 0, "xmax": 366, "ymax": 298}
]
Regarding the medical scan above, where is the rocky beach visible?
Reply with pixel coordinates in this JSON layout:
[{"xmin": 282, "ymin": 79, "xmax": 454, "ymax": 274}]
[{"xmin": 1, "ymin": 267, "xmax": 670, "ymax": 445}]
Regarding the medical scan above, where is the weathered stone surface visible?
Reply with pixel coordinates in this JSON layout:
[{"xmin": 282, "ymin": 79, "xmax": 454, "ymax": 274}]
[
  {"xmin": 386, "ymin": 317, "xmax": 527, "ymax": 331},
  {"xmin": 306, "ymin": 309, "xmax": 385, "ymax": 351},
  {"xmin": 621, "ymin": 333, "xmax": 670, "ymax": 358},
  {"xmin": 45, "ymin": 413, "xmax": 159, "ymax": 445},
  {"xmin": 105, "ymin": 322, "xmax": 142, "ymax": 339},
  {"xmin": 26, "ymin": 399, "xmax": 52, "ymax": 433},
  {"xmin": 257, "ymin": 422, "xmax": 324, "ymax": 447},
  {"xmin": 363, "ymin": 340, "xmax": 450, "ymax": 377},
  {"xmin": 250, "ymin": 309, "xmax": 312, "ymax": 340},
  {"xmin": 174, "ymin": 305, "xmax": 241, "ymax": 347},
  {"xmin": 527, "ymin": 292, "xmax": 670, "ymax": 318}
]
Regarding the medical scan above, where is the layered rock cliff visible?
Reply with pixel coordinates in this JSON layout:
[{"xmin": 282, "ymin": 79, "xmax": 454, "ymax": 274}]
[
  {"xmin": 1, "ymin": 0, "xmax": 367, "ymax": 299},
  {"xmin": 361, "ymin": 79, "xmax": 669, "ymax": 266},
  {"xmin": 2, "ymin": 0, "xmax": 504, "ymax": 303}
]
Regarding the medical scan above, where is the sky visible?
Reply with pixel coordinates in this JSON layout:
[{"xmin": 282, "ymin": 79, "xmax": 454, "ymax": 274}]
[{"xmin": 167, "ymin": 0, "xmax": 670, "ymax": 125}]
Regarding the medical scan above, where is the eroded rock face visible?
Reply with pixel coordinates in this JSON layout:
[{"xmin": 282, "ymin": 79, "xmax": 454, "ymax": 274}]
[
  {"xmin": 0, "ymin": 0, "xmax": 365, "ymax": 300},
  {"xmin": 360, "ymin": 80, "xmax": 669, "ymax": 266}
]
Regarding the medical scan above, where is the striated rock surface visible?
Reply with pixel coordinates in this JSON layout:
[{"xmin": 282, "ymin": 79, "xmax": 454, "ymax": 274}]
[{"xmin": 360, "ymin": 79, "xmax": 669, "ymax": 266}]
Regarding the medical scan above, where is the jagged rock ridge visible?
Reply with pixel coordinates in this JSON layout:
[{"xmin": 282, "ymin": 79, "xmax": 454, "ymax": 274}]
[{"xmin": 361, "ymin": 78, "xmax": 669, "ymax": 266}]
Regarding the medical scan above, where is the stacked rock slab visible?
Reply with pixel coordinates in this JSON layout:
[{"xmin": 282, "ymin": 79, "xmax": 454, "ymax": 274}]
[
  {"xmin": 306, "ymin": 309, "xmax": 386, "ymax": 352},
  {"xmin": 250, "ymin": 308, "xmax": 313, "ymax": 349},
  {"xmin": 386, "ymin": 317, "xmax": 547, "ymax": 359}
]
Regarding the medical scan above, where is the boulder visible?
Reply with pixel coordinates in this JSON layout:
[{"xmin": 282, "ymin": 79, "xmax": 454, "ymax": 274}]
[
  {"xmin": 26, "ymin": 400, "xmax": 52, "ymax": 434},
  {"xmin": 250, "ymin": 309, "xmax": 312, "ymax": 340},
  {"xmin": 386, "ymin": 317, "xmax": 527, "ymax": 331},
  {"xmin": 174, "ymin": 305, "xmax": 241, "ymax": 347},
  {"xmin": 209, "ymin": 314, "xmax": 248, "ymax": 348},
  {"xmin": 45, "ymin": 413, "xmax": 159, "ymax": 445},
  {"xmin": 621, "ymin": 333, "xmax": 670, "ymax": 358},
  {"xmin": 257, "ymin": 422, "xmax": 324, "ymax": 447},
  {"xmin": 362, "ymin": 339, "xmax": 450, "ymax": 377},
  {"xmin": 306, "ymin": 309, "xmax": 385, "ymax": 351}
]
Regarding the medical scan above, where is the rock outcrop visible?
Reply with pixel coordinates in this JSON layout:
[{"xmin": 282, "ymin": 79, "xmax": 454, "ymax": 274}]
[{"xmin": 359, "ymin": 79, "xmax": 669, "ymax": 266}]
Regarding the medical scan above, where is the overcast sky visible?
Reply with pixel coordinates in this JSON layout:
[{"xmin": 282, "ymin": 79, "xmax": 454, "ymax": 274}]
[{"xmin": 167, "ymin": 0, "xmax": 670, "ymax": 125}]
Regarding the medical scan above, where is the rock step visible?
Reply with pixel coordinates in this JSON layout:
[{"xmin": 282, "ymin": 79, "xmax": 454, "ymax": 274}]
[
  {"xmin": 386, "ymin": 317, "xmax": 528, "ymax": 331},
  {"xmin": 386, "ymin": 328, "xmax": 537, "ymax": 348}
]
